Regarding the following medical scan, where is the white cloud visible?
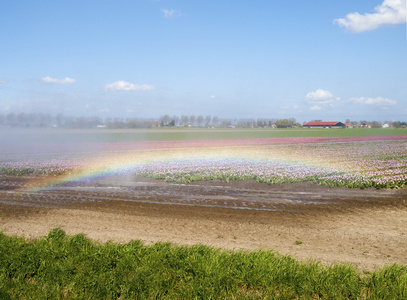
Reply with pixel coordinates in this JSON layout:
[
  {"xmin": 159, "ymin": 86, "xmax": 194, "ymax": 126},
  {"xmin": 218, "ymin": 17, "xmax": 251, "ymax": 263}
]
[
  {"xmin": 334, "ymin": 0, "xmax": 406, "ymax": 32},
  {"xmin": 0, "ymin": 78, "xmax": 7, "ymax": 83},
  {"xmin": 210, "ymin": 95, "xmax": 215, "ymax": 99},
  {"xmin": 104, "ymin": 81, "xmax": 156, "ymax": 91},
  {"xmin": 162, "ymin": 8, "xmax": 181, "ymax": 18},
  {"xmin": 349, "ymin": 96, "xmax": 397, "ymax": 106},
  {"xmin": 310, "ymin": 105, "xmax": 322, "ymax": 111},
  {"xmin": 305, "ymin": 89, "xmax": 336, "ymax": 104},
  {"xmin": 41, "ymin": 76, "xmax": 75, "ymax": 84}
]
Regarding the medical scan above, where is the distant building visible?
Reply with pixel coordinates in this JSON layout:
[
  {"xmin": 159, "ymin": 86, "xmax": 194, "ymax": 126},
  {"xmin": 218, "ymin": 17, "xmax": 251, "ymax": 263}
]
[
  {"xmin": 303, "ymin": 121, "xmax": 345, "ymax": 128},
  {"xmin": 383, "ymin": 123, "xmax": 392, "ymax": 128},
  {"xmin": 148, "ymin": 121, "xmax": 161, "ymax": 127}
]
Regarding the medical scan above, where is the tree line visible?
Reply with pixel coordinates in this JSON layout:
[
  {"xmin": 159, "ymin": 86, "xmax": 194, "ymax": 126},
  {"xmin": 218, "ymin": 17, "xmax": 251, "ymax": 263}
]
[
  {"xmin": 346, "ymin": 119, "xmax": 407, "ymax": 129},
  {"xmin": 1, "ymin": 112, "xmax": 405, "ymax": 129},
  {"xmin": 0, "ymin": 112, "xmax": 301, "ymax": 129}
]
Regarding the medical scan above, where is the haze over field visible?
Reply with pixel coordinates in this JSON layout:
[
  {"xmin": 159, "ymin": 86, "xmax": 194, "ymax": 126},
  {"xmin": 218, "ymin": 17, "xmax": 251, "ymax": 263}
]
[{"xmin": 0, "ymin": 0, "xmax": 406, "ymax": 122}]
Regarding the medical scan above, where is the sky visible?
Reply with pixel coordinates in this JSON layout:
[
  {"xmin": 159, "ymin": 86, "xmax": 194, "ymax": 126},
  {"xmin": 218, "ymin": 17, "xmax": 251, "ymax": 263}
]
[{"xmin": 0, "ymin": 0, "xmax": 406, "ymax": 123}]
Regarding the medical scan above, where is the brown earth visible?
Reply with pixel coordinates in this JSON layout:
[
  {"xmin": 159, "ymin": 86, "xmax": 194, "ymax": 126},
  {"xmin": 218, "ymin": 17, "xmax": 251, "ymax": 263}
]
[{"xmin": 1, "ymin": 175, "xmax": 407, "ymax": 271}]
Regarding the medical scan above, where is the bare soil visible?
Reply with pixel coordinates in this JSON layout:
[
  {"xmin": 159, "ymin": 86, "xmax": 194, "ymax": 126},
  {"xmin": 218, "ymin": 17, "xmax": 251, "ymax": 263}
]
[{"xmin": 1, "ymin": 175, "xmax": 407, "ymax": 271}]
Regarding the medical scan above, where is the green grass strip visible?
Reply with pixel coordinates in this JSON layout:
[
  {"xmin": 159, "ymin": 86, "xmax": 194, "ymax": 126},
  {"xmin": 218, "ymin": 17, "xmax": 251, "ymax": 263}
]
[
  {"xmin": 5, "ymin": 128, "xmax": 407, "ymax": 143},
  {"xmin": 1, "ymin": 228, "xmax": 406, "ymax": 299}
]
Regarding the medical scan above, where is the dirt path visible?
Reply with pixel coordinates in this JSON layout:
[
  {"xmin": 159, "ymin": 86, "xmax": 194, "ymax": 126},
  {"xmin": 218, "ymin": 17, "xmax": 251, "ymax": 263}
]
[{"xmin": 1, "ymin": 176, "xmax": 407, "ymax": 271}]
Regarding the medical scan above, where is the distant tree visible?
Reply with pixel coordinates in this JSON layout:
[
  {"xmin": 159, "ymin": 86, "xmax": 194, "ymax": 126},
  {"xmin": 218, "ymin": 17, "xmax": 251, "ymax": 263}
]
[
  {"xmin": 212, "ymin": 116, "xmax": 219, "ymax": 126},
  {"xmin": 371, "ymin": 121, "xmax": 382, "ymax": 128},
  {"xmin": 220, "ymin": 118, "xmax": 232, "ymax": 127},
  {"xmin": 245, "ymin": 119, "xmax": 256, "ymax": 128},
  {"xmin": 205, "ymin": 115, "xmax": 211, "ymax": 126},
  {"xmin": 257, "ymin": 119, "xmax": 266, "ymax": 128},
  {"xmin": 274, "ymin": 118, "xmax": 300, "ymax": 128},
  {"xmin": 56, "ymin": 113, "xmax": 64, "ymax": 127},
  {"xmin": 126, "ymin": 119, "xmax": 137, "ymax": 128},
  {"xmin": 76, "ymin": 116, "xmax": 90, "ymax": 128},
  {"xmin": 172, "ymin": 115, "xmax": 179, "ymax": 126},
  {"xmin": 16, "ymin": 113, "xmax": 27, "ymax": 126},
  {"xmin": 6, "ymin": 113, "xmax": 16, "ymax": 125},
  {"xmin": 393, "ymin": 121, "xmax": 402, "ymax": 128},
  {"xmin": 159, "ymin": 114, "xmax": 171, "ymax": 126},
  {"xmin": 189, "ymin": 115, "xmax": 196, "ymax": 126},
  {"xmin": 107, "ymin": 117, "xmax": 125, "ymax": 129},
  {"xmin": 37, "ymin": 113, "xmax": 52, "ymax": 127},
  {"xmin": 275, "ymin": 119, "xmax": 289, "ymax": 128},
  {"xmin": 89, "ymin": 116, "xmax": 101, "ymax": 127},
  {"xmin": 127, "ymin": 119, "xmax": 151, "ymax": 128},
  {"xmin": 196, "ymin": 115, "xmax": 204, "ymax": 126},
  {"xmin": 64, "ymin": 116, "xmax": 75, "ymax": 128},
  {"xmin": 180, "ymin": 115, "xmax": 189, "ymax": 126}
]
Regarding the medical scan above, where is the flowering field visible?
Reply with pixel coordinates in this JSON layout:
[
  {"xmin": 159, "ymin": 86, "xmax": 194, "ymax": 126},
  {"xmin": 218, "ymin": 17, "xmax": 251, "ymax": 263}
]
[
  {"xmin": 134, "ymin": 139, "xmax": 407, "ymax": 189},
  {"xmin": 1, "ymin": 136, "xmax": 407, "ymax": 189}
]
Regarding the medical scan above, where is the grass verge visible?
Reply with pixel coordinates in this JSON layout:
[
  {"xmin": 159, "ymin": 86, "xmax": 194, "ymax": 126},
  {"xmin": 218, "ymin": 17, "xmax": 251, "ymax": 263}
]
[
  {"xmin": 4, "ymin": 127, "xmax": 407, "ymax": 143},
  {"xmin": 1, "ymin": 228, "xmax": 406, "ymax": 299}
]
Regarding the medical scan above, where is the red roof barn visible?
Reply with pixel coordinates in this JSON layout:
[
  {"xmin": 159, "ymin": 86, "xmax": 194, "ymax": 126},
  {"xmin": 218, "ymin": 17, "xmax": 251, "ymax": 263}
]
[{"xmin": 303, "ymin": 121, "xmax": 345, "ymax": 128}]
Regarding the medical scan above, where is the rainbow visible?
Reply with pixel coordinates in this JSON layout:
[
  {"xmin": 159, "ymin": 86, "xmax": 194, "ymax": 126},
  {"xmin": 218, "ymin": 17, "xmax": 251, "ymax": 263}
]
[
  {"xmin": 22, "ymin": 150, "xmax": 166, "ymax": 192},
  {"xmin": 22, "ymin": 144, "xmax": 337, "ymax": 192},
  {"xmin": 7, "ymin": 136, "xmax": 407, "ymax": 191}
]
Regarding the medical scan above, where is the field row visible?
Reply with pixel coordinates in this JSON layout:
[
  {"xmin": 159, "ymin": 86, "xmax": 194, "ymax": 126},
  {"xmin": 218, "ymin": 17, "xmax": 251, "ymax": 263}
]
[{"xmin": 1, "ymin": 137, "xmax": 407, "ymax": 189}]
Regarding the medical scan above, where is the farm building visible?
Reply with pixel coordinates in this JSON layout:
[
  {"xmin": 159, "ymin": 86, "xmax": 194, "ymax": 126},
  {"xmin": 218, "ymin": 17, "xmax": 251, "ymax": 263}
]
[
  {"xmin": 303, "ymin": 121, "xmax": 345, "ymax": 128},
  {"xmin": 148, "ymin": 121, "xmax": 161, "ymax": 127},
  {"xmin": 360, "ymin": 122, "xmax": 373, "ymax": 128}
]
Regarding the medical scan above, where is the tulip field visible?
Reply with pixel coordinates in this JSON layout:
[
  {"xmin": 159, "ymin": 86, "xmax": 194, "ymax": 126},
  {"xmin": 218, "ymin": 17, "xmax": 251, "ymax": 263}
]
[
  {"xmin": 135, "ymin": 137, "xmax": 407, "ymax": 189},
  {"xmin": 1, "ymin": 134, "xmax": 407, "ymax": 189},
  {"xmin": 2, "ymin": 131, "xmax": 407, "ymax": 299}
]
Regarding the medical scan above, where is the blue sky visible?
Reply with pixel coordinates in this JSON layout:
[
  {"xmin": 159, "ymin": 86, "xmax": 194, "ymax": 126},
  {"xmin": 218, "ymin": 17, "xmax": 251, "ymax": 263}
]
[{"xmin": 1, "ymin": 0, "xmax": 406, "ymax": 123}]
